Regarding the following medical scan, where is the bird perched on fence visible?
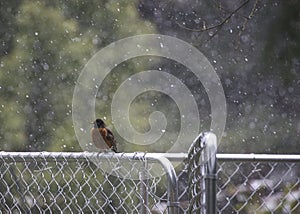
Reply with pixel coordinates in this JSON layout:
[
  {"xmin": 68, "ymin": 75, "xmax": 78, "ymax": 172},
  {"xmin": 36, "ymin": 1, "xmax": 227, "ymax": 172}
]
[{"xmin": 91, "ymin": 118, "xmax": 118, "ymax": 152}]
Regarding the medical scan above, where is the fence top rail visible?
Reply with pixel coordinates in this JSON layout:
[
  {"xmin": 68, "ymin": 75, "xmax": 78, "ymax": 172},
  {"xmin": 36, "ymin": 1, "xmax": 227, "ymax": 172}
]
[
  {"xmin": 0, "ymin": 151, "xmax": 187, "ymax": 163},
  {"xmin": 217, "ymin": 153, "xmax": 300, "ymax": 162},
  {"xmin": 1, "ymin": 152, "xmax": 300, "ymax": 163}
]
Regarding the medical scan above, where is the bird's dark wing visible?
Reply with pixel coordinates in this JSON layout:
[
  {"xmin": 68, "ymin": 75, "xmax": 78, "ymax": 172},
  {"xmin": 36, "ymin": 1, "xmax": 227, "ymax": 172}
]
[{"xmin": 106, "ymin": 128, "xmax": 118, "ymax": 152}]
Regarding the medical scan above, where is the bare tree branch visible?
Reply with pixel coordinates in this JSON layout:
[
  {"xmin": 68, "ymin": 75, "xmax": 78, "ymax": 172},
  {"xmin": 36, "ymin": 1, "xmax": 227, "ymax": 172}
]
[
  {"xmin": 239, "ymin": 0, "xmax": 260, "ymax": 36},
  {"xmin": 210, "ymin": 0, "xmax": 251, "ymax": 20},
  {"xmin": 176, "ymin": 0, "xmax": 250, "ymax": 32}
]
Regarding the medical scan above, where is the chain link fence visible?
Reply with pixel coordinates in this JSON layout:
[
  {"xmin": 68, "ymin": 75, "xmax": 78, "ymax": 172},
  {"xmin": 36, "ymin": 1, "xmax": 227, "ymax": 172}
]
[
  {"xmin": 0, "ymin": 152, "xmax": 177, "ymax": 213},
  {"xmin": 1, "ymin": 135, "xmax": 300, "ymax": 214},
  {"xmin": 0, "ymin": 132, "xmax": 217, "ymax": 214},
  {"xmin": 217, "ymin": 154, "xmax": 300, "ymax": 213}
]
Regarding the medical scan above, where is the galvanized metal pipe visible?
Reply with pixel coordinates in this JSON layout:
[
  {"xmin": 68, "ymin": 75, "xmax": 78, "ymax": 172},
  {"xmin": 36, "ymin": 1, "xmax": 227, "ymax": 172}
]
[
  {"xmin": 217, "ymin": 153, "xmax": 300, "ymax": 162},
  {"xmin": 201, "ymin": 132, "xmax": 217, "ymax": 214}
]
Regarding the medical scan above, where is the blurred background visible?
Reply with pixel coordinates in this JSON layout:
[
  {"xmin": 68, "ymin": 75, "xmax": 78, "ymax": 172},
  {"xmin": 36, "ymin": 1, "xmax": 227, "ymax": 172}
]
[{"xmin": 0, "ymin": 0, "xmax": 299, "ymax": 153}]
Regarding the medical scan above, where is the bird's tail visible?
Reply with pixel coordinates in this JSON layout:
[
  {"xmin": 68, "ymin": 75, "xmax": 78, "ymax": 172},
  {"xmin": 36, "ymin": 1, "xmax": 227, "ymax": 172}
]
[{"xmin": 112, "ymin": 145, "xmax": 118, "ymax": 153}]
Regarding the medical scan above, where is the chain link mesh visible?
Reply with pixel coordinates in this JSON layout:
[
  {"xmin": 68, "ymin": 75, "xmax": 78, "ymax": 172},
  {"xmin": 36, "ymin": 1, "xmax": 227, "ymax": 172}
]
[
  {"xmin": 0, "ymin": 152, "xmax": 180, "ymax": 213},
  {"xmin": 217, "ymin": 157, "xmax": 300, "ymax": 213},
  {"xmin": 1, "ymin": 150, "xmax": 300, "ymax": 213}
]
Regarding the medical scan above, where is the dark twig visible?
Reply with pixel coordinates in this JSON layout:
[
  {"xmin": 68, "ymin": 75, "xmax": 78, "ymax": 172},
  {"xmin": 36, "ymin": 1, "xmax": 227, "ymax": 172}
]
[
  {"xmin": 176, "ymin": 0, "xmax": 250, "ymax": 33},
  {"xmin": 210, "ymin": 0, "xmax": 251, "ymax": 20},
  {"xmin": 239, "ymin": 0, "xmax": 260, "ymax": 36}
]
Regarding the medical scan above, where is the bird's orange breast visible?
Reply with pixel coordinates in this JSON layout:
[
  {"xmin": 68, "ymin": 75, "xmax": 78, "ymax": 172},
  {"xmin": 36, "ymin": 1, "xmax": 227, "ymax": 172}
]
[
  {"xmin": 99, "ymin": 128, "xmax": 113, "ymax": 148},
  {"xmin": 91, "ymin": 128, "xmax": 109, "ymax": 149}
]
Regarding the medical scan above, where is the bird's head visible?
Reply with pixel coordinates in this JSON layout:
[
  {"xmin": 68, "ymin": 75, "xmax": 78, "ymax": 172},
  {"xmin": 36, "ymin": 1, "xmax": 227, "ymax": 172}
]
[{"xmin": 93, "ymin": 118, "xmax": 105, "ymax": 128}]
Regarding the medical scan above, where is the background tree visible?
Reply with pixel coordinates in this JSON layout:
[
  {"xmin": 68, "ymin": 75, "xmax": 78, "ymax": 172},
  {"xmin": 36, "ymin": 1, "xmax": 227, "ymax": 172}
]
[
  {"xmin": 0, "ymin": 0, "xmax": 158, "ymax": 152},
  {"xmin": 138, "ymin": 0, "xmax": 300, "ymax": 153},
  {"xmin": 0, "ymin": 0, "xmax": 299, "ymax": 153}
]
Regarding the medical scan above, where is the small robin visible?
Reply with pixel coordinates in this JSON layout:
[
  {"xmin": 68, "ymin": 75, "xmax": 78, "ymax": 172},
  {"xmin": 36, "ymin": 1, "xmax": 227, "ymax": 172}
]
[{"xmin": 91, "ymin": 118, "xmax": 118, "ymax": 152}]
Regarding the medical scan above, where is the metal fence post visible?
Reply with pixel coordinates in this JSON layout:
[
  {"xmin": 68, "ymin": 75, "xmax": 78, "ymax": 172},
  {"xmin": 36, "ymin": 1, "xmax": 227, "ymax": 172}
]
[
  {"xmin": 155, "ymin": 156, "xmax": 179, "ymax": 214},
  {"xmin": 201, "ymin": 133, "xmax": 217, "ymax": 214},
  {"xmin": 188, "ymin": 132, "xmax": 217, "ymax": 213}
]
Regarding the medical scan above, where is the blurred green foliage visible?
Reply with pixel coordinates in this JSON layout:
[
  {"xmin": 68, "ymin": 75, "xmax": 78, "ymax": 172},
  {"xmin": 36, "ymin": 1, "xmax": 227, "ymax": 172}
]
[{"xmin": 0, "ymin": 0, "xmax": 157, "ymax": 152}]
